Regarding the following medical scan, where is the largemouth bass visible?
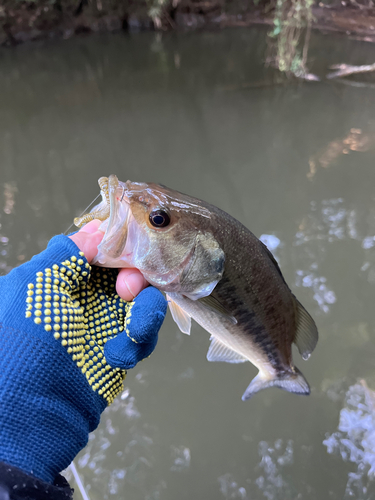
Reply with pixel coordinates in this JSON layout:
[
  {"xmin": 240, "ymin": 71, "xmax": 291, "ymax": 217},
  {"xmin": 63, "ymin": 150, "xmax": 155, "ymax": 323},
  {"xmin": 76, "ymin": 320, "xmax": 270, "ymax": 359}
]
[{"xmin": 74, "ymin": 175, "xmax": 318, "ymax": 400}]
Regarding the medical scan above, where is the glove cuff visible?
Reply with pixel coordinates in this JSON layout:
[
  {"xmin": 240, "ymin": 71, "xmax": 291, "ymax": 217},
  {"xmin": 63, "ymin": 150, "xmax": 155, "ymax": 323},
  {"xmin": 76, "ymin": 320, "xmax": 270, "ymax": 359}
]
[{"xmin": 0, "ymin": 462, "xmax": 73, "ymax": 500}]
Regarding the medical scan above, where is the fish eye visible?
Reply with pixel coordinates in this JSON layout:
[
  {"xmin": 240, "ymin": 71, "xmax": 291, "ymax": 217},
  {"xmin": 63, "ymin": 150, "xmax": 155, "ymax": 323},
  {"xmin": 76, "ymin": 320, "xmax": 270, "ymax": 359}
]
[{"xmin": 149, "ymin": 209, "xmax": 171, "ymax": 228}]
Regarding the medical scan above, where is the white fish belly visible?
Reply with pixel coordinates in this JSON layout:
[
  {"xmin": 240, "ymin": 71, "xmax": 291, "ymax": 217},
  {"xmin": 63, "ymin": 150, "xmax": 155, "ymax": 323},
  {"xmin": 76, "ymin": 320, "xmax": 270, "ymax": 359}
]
[{"xmin": 168, "ymin": 293, "xmax": 277, "ymax": 378}]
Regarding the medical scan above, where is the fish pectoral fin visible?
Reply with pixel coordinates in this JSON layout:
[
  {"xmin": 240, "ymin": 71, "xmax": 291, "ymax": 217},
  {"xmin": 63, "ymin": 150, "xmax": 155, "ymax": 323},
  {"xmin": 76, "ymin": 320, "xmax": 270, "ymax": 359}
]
[
  {"xmin": 293, "ymin": 298, "xmax": 319, "ymax": 360},
  {"xmin": 207, "ymin": 337, "xmax": 247, "ymax": 363},
  {"xmin": 241, "ymin": 367, "xmax": 310, "ymax": 401},
  {"xmin": 198, "ymin": 296, "xmax": 237, "ymax": 325},
  {"xmin": 167, "ymin": 294, "xmax": 191, "ymax": 335}
]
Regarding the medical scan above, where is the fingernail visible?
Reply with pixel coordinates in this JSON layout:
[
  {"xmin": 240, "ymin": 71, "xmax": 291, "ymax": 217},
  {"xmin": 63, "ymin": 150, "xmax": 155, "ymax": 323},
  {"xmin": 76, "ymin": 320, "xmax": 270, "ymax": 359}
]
[
  {"xmin": 122, "ymin": 272, "xmax": 140, "ymax": 299},
  {"xmin": 123, "ymin": 276, "xmax": 135, "ymax": 299}
]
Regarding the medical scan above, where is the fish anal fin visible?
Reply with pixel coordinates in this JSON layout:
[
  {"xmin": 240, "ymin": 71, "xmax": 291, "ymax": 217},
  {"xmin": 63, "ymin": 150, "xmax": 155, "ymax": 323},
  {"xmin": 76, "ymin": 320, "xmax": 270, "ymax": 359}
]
[
  {"xmin": 167, "ymin": 294, "xmax": 191, "ymax": 335},
  {"xmin": 241, "ymin": 367, "xmax": 310, "ymax": 401},
  {"xmin": 207, "ymin": 337, "xmax": 247, "ymax": 364},
  {"xmin": 198, "ymin": 295, "xmax": 237, "ymax": 325},
  {"xmin": 293, "ymin": 298, "xmax": 319, "ymax": 360}
]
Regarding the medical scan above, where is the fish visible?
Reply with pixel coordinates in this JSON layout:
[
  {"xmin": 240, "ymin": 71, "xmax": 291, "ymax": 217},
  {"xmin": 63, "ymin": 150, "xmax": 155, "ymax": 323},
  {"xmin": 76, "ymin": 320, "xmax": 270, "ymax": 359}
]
[{"xmin": 74, "ymin": 175, "xmax": 318, "ymax": 400}]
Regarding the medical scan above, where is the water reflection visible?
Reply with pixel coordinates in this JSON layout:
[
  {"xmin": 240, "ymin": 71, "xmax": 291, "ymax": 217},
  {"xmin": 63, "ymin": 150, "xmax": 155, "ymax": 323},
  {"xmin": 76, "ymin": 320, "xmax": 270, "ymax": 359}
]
[
  {"xmin": 324, "ymin": 381, "xmax": 375, "ymax": 499},
  {"xmin": 64, "ymin": 382, "xmax": 193, "ymax": 499},
  {"xmin": 295, "ymin": 198, "xmax": 359, "ymax": 244},
  {"xmin": 170, "ymin": 446, "xmax": 191, "ymax": 472},
  {"xmin": 217, "ymin": 439, "xmax": 298, "ymax": 500},
  {"xmin": 256, "ymin": 440, "xmax": 294, "ymax": 500},
  {"xmin": 261, "ymin": 230, "xmax": 336, "ymax": 314},
  {"xmin": 65, "ymin": 386, "xmax": 161, "ymax": 498},
  {"xmin": 291, "ymin": 196, "xmax": 373, "ymax": 313},
  {"xmin": 3, "ymin": 182, "xmax": 17, "ymax": 215},
  {"xmin": 218, "ymin": 473, "xmax": 247, "ymax": 499},
  {"xmin": 308, "ymin": 127, "xmax": 375, "ymax": 180}
]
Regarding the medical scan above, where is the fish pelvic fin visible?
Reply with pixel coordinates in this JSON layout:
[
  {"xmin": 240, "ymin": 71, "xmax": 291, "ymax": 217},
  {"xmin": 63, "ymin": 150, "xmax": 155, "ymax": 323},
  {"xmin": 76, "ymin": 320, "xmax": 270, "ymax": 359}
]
[
  {"xmin": 167, "ymin": 294, "xmax": 191, "ymax": 335},
  {"xmin": 241, "ymin": 367, "xmax": 310, "ymax": 401},
  {"xmin": 293, "ymin": 298, "xmax": 319, "ymax": 360}
]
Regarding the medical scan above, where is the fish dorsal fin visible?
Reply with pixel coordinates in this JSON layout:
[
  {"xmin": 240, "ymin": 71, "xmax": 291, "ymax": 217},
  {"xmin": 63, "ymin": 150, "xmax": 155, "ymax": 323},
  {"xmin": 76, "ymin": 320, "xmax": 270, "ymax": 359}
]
[
  {"xmin": 167, "ymin": 294, "xmax": 191, "ymax": 335},
  {"xmin": 293, "ymin": 298, "xmax": 319, "ymax": 360},
  {"xmin": 207, "ymin": 337, "xmax": 247, "ymax": 364},
  {"xmin": 198, "ymin": 296, "xmax": 237, "ymax": 325}
]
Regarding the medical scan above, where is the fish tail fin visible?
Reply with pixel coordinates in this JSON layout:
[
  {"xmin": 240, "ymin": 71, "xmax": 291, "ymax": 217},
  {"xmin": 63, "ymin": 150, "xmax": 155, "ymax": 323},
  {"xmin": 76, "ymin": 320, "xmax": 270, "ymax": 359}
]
[{"xmin": 241, "ymin": 367, "xmax": 310, "ymax": 401}]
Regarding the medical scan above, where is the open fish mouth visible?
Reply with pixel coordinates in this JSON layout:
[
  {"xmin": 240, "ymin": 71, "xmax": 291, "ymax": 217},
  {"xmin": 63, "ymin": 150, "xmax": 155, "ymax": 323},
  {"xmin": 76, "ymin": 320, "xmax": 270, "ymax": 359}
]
[
  {"xmin": 97, "ymin": 175, "xmax": 132, "ymax": 262},
  {"xmin": 74, "ymin": 174, "xmax": 132, "ymax": 265}
]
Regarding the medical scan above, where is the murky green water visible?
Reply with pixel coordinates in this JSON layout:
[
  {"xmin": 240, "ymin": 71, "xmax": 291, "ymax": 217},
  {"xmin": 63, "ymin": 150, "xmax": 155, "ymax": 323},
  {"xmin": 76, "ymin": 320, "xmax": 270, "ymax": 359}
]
[{"xmin": 2, "ymin": 27, "xmax": 375, "ymax": 499}]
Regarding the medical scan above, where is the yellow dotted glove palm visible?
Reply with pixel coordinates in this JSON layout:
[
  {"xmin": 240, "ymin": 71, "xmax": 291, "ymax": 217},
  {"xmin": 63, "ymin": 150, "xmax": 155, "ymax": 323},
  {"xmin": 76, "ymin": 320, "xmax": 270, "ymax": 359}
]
[{"xmin": 25, "ymin": 248, "xmax": 164, "ymax": 404}]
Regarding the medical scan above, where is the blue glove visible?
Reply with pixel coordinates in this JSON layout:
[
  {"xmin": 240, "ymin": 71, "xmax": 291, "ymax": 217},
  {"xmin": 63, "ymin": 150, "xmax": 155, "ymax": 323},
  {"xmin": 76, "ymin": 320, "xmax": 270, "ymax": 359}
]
[{"xmin": 0, "ymin": 235, "xmax": 167, "ymax": 484}]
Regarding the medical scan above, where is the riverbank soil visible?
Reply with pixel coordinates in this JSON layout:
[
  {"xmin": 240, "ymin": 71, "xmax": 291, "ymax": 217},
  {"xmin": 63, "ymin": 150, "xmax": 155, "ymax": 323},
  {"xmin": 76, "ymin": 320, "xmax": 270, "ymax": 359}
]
[{"xmin": 2, "ymin": 0, "xmax": 375, "ymax": 45}]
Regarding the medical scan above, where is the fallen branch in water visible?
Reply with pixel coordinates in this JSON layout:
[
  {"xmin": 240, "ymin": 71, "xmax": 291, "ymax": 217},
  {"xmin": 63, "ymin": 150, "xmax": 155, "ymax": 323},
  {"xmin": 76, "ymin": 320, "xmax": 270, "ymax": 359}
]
[{"xmin": 326, "ymin": 62, "xmax": 375, "ymax": 79}]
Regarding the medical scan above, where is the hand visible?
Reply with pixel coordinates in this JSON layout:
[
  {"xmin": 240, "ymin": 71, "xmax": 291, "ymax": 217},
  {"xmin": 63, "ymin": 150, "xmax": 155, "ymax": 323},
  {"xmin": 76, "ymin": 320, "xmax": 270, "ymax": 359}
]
[
  {"xmin": 0, "ymin": 226, "xmax": 167, "ymax": 486},
  {"xmin": 69, "ymin": 219, "xmax": 149, "ymax": 301}
]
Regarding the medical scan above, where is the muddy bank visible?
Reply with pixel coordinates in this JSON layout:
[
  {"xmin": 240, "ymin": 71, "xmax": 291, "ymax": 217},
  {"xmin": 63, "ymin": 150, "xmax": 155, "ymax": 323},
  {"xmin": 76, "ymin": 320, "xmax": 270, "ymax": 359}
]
[{"xmin": 2, "ymin": 0, "xmax": 375, "ymax": 46}]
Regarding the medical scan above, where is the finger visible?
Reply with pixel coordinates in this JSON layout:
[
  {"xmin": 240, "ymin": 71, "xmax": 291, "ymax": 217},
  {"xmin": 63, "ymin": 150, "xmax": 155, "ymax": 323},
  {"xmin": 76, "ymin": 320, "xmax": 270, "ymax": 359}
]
[
  {"xmin": 123, "ymin": 287, "xmax": 167, "ymax": 344},
  {"xmin": 116, "ymin": 268, "xmax": 149, "ymax": 301},
  {"xmin": 69, "ymin": 220, "xmax": 104, "ymax": 263},
  {"xmin": 104, "ymin": 287, "xmax": 167, "ymax": 369},
  {"xmin": 79, "ymin": 219, "xmax": 102, "ymax": 234},
  {"xmin": 104, "ymin": 333, "xmax": 155, "ymax": 369}
]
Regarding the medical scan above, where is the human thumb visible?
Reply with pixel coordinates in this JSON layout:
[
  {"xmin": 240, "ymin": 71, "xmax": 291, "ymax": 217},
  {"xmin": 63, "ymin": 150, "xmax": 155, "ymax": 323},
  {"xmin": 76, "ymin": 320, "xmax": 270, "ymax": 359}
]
[{"xmin": 69, "ymin": 219, "xmax": 104, "ymax": 263}]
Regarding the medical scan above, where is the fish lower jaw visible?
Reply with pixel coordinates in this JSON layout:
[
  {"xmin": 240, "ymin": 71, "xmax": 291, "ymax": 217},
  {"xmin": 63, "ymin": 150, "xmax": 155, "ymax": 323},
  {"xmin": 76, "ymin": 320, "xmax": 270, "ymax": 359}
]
[
  {"xmin": 92, "ymin": 250, "xmax": 133, "ymax": 268},
  {"xmin": 92, "ymin": 251, "xmax": 114, "ymax": 266}
]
